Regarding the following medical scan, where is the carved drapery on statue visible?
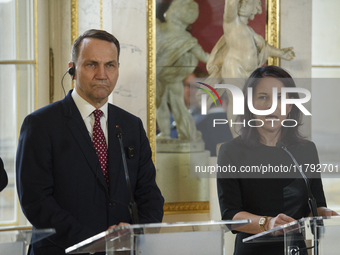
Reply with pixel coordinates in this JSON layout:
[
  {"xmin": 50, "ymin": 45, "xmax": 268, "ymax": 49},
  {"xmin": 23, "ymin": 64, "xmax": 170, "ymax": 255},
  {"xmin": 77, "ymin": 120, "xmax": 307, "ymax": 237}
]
[
  {"xmin": 155, "ymin": 0, "xmax": 210, "ymax": 205},
  {"xmin": 155, "ymin": 0, "xmax": 208, "ymax": 142}
]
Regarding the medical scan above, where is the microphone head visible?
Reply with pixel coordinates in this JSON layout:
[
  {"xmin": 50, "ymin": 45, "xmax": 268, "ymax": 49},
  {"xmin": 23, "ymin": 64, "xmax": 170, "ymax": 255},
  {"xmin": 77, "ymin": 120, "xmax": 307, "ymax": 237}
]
[
  {"xmin": 116, "ymin": 125, "xmax": 123, "ymax": 138},
  {"xmin": 276, "ymin": 141, "xmax": 286, "ymax": 150}
]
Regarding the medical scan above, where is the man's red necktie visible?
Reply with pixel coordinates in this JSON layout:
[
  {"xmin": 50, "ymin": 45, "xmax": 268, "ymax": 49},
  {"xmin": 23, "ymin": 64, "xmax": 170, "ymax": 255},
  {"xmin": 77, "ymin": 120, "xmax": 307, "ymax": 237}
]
[{"xmin": 92, "ymin": 109, "xmax": 109, "ymax": 186}]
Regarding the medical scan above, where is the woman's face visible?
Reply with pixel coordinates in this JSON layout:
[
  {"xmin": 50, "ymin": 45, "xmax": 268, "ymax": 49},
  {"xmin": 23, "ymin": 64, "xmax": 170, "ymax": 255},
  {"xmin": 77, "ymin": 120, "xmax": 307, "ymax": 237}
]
[{"xmin": 252, "ymin": 77, "xmax": 292, "ymax": 136}]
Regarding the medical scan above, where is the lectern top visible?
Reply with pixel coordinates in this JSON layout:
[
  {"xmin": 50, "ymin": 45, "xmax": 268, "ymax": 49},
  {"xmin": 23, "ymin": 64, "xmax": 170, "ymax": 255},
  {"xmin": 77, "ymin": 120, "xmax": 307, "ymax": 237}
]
[
  {"xmin": 0, "ymin": 227, "xmax": 55, "ymax": 245},
  {"xmin": 66, "ymin": 220, "xmax": 250, "ymax": 254},
  {"xmin": 243, "ymin": 216, "xmax": 340, "ymax": 243}
]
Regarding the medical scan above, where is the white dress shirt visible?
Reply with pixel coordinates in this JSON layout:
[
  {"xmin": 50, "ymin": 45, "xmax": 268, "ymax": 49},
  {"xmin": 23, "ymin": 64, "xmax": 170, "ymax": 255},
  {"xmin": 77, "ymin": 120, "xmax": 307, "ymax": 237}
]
[{"xmin": 71, "ymin": 89, "xmax": 108, "ymax": 145}]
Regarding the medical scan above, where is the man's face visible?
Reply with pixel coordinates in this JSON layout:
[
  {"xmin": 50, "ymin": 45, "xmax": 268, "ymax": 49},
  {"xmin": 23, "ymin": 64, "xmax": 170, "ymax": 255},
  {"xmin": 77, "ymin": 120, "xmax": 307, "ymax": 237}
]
[{"xmin": 72, "ymin": 38, "xmax": 119, "ymax": 108}]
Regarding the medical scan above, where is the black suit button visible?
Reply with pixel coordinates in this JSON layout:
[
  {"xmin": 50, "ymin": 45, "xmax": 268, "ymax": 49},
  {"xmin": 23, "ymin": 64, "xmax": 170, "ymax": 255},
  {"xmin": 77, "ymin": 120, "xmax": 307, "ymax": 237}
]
[{"xmin": 109, "ymin": 202, "xmax": 114, "ymax": 206}]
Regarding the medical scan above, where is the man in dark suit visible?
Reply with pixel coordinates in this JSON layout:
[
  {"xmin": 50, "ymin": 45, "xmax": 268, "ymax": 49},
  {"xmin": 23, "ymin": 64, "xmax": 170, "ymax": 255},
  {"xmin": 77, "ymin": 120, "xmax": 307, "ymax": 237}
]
[
  {"xmin": 16, "ymin": 29, "xmax": 164, "ymax": 255},
  {"xmin": 0, "ymin": 157, "xmax": 8, "ymax": 192}
]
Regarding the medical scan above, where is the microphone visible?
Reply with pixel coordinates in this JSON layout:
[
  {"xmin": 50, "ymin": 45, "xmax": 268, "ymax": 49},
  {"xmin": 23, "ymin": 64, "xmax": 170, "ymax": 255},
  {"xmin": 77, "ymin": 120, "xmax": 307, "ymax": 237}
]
[
  {"xmin": 276, "ymin": 142, "xmax": 318, "ymax": 217},
  {"xmin": 115, "ymin": 126, "xmax": 140, "ymax": 225}
]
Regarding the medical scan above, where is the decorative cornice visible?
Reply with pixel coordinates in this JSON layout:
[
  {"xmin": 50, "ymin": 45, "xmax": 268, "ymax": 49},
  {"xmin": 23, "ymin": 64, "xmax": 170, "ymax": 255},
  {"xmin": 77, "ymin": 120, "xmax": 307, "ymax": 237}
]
[{"xmin": 164, "ymin": 202, "xmax": 210, "ymax": 214}]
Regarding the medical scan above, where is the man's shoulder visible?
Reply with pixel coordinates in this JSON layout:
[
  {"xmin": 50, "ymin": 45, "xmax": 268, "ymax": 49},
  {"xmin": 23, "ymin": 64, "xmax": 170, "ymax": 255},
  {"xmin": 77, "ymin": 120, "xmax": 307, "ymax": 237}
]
[
  {"xmin": 29, "ymin": 100, "xmax": 63, "ymax": 117},
  {"xmin": 23, "ymin": 97, "xmax": 71, "ymax": 128},
  {"xmin": 108, "ymin": 104, "xmax": 141, "ymax": 122}
]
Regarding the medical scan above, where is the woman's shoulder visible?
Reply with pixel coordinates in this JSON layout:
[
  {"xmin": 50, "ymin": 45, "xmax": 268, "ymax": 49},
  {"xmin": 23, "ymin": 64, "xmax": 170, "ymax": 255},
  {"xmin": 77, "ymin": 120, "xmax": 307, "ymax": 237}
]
[
  {"xmin": 287, "ymin": 140, "xmax": 319, "ymax": 163},
  {"xmin": 289, "ymin": 139, "xmax": 317, "ymax": 152}
]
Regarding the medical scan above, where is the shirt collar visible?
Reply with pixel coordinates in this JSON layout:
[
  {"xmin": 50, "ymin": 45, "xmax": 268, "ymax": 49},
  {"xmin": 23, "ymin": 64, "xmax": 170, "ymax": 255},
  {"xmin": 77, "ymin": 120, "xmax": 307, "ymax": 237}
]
[{"xmin": 71, "ymin": 89, "xmax": 108, "ymax": 120}]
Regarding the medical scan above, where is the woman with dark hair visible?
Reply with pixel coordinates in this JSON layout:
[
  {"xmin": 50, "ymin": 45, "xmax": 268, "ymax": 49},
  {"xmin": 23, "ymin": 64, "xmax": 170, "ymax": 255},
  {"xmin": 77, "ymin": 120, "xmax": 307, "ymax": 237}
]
[
  {"xmin": 237, "ymin": 65, "xmax": 305, "ymax": 147},
  {"xmin": 0, "ymin": 157, "xmax": 8, "ymax": 192},
  {"xmin": 217, "ymin": 66, "xmax": 338, "ymax": 255}
]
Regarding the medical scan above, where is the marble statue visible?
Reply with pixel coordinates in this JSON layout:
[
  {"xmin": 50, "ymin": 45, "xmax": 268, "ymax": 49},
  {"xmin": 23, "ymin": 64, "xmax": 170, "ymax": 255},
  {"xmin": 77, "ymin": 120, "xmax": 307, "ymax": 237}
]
[
  {"xmin": 208, "ymin": 0, "xmax": 294, "ymax": 78},
  {"xmin": 156, "ymin": 0, "xmax": 209, "ymax": 141},
  {"xmin": 197, "ymin": 0, "xmax": 295, "ymax": 136}
]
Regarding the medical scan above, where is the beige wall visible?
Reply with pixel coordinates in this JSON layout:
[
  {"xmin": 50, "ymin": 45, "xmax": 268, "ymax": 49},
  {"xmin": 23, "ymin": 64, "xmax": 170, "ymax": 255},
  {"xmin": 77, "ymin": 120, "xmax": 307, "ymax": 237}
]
[{"xmin": 311, "ymin": 0, "xmax": 340, "ymax": 211}]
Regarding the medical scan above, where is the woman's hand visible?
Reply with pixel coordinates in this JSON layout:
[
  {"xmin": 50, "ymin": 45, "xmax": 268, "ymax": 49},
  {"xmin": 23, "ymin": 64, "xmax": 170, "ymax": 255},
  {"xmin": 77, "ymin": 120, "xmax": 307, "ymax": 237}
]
[
  {"xmin": 265, "ymin": 214, "xmax": 296, "ymax": 236},
  {"xmin": 316, "ymin": 207, "xmax": 340, "ymax": 217},
  {"xmin": 266, "ymin": 213, "xmax": 295, "ymax": 231},
  {"xmin": 323, "ymin": 209, "xmax": 339, "ymax": 216},
  {"xmin": 232, "ymin": 211, "xmax": 295, "ymax": 234}
]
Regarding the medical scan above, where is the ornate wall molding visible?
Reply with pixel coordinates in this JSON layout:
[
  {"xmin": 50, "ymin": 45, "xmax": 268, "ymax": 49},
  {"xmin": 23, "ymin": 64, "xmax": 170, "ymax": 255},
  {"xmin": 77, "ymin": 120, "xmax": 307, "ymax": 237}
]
[
  {"xmin": 70, "ymin": 0, "xmax": 78, "ymax": 89},
  {"xmin": 34, "ymin": 0, "xmax": 38, "ymax": 109},
  {"xmin": 164, "ymin": 202, "xmax": 210, "ymax": 214},
  {"xmin": 267, "ymin": 0, "xmax": 280, "ymax": 66},
  {"xmin": 49, "ymin": 48, "xmax": 54, "ymax": 103},
  {"xmin": 146, "ymin": 0, "xmax": 156, "ymax": 165},
  {"xmin": 71, "ymin": 0, "xmax": 78, "ymax": 45},
  {"xmin": 100, "ymin": 0, "xmax": 103, "ymax": 30}
]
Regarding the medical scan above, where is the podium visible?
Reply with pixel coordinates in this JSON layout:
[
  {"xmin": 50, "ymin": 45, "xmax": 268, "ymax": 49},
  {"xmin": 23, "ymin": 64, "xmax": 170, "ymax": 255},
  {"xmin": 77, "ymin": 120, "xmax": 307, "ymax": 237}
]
[
  {"xmin": 66, "ymin": 220, "xmax": 250, "ymax": 255},
  {"xmin": 243, "ymin": 216, "xmax": 340, "ymax": 255},
  {"xmin": 0, "ymin": 226, "xmax": 55, "ymax": 255}
]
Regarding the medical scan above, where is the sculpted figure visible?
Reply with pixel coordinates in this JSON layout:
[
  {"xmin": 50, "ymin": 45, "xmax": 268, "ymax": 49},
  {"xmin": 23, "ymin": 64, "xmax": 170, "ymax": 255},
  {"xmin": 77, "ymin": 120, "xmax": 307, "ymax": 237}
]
[
  {"xmin": 156, "ymin": 0, "xmax": 209, "ymax": 141},
  {"xmin": 208, "ymin": 0, "xmax": 294, "ymax": 79},
  {"xmin": 198, "ymin": 0, "xmax": 295, "ymax": 136}
]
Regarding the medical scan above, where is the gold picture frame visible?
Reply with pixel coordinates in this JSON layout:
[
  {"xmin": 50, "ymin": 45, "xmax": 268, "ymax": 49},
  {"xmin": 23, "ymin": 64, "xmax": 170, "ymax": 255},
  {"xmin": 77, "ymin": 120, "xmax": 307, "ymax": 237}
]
[{"xmin": 148, "ymin": 0, "xmax": 280, "ymax": 214}]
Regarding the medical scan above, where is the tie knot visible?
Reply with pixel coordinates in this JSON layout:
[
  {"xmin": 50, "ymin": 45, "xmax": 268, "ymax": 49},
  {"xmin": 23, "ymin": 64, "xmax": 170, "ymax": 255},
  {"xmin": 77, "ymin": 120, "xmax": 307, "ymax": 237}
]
[{"xmin": 93, "ymin": 109, "xmax": 103, "ymax": 120}]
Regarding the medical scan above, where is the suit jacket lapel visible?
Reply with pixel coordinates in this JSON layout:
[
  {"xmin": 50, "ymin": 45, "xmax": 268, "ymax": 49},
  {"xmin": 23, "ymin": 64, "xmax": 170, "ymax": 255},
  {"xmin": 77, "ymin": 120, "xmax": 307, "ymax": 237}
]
[{"xmin": 62, "ymin": 91, "xmax": 108, "ymax": 190}]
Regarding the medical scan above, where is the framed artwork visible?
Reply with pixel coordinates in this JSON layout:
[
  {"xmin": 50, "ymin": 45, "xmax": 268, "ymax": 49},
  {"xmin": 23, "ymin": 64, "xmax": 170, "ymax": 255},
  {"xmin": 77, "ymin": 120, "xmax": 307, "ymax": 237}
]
[{"xmin": 147, "ymin": 0, "xmax": 280, "ymax": 213}]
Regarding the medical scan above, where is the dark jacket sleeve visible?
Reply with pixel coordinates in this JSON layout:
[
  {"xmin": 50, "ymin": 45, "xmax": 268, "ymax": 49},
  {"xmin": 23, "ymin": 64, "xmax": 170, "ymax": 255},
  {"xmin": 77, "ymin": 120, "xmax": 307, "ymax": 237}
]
[{"xmin": 0, "ymin": 157, "xmax": 8, "ymax": 192}]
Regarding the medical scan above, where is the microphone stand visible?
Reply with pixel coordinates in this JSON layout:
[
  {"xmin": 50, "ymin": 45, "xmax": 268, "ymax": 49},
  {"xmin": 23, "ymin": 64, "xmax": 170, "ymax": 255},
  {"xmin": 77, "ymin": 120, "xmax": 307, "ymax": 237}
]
[
  {"xmin": 276, "ymin": 142, "xmax": 319, "ymax": 255},
  {"xmin": 116, "ymin": 127, "xmax": 142, "ymax": 255},
  {"xmin": 116, "ymin": 127, "xmax": 140, "ymax": 225}
]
